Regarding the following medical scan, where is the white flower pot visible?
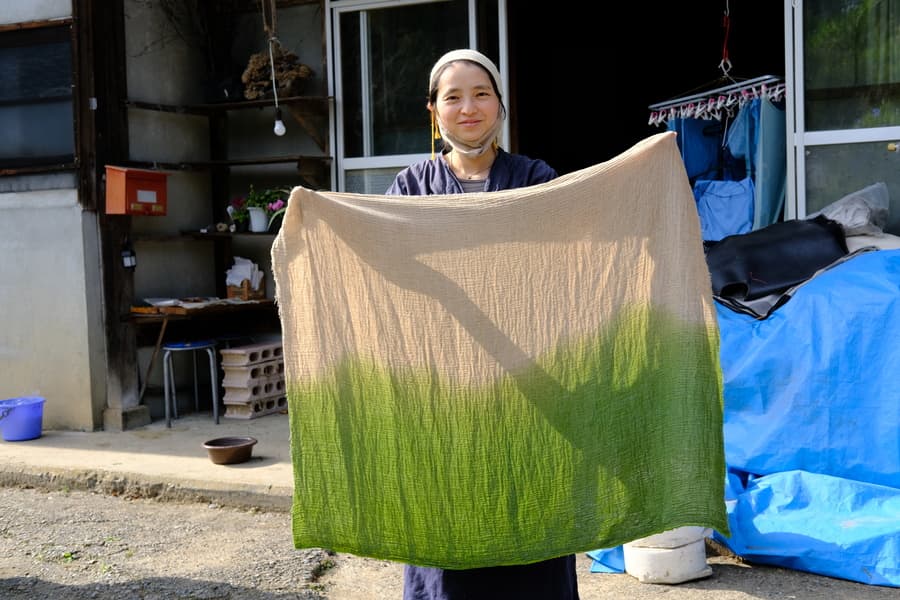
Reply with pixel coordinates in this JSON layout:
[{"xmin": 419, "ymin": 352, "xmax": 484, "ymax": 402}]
[{"xmin": 248, "ymin": 207, "xmax": 268, "ymax": 232}]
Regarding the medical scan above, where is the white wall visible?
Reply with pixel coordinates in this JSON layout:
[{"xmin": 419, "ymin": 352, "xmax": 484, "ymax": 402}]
[
  {"xmin": 0, "ymin": 190, "xmax": 103, "ymax": 430},
  {"xmin": 0, "ymin": 0, "xmax": 71, "ymax": 24}
]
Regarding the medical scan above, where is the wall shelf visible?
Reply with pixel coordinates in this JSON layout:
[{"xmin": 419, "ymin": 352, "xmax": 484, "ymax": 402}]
[
  {"xmin": 126, "ymin": 95, "xmax": 331, "ymax": 153},
  {"xmin": 122, "ymin": 0, "xmax": 327, "ymax": 301},
  {"xmin": 123, "ymin": 95, "xmax": 332, "ymax": 188},
  {"xmin": 125, "ymin": 95, "xmax": 330, "ymax": 115},
  {"xmin": 122, "ymin": 155, "xmax": 330, "ymax": 169},
  {"xmin": 132, "ymin": 231, "xmax": 277, "ymax": 242}
]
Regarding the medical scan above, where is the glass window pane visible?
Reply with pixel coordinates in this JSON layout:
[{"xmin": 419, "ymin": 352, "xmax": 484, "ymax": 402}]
[
  {"xmin": 0, "ymin": 25, "xmax": 74, "ymax": 165},
  {"xmin": 803, "ymin": 1, "xmax": 900, "ymax": 131},
  {"xmin": 339, "ymin": 13, "xmax": 362, "ymax": 156},
  {"xmin": 340, "ymin": 1, "xmax": 468, "ymax": 158},
  {"xmin": 343, "ymin": 167, "xmax": 404, "ymax": 194},
  {"xmin": 804, "ymin": 141, "xmax": 900, "ymax": 234},
  {"xmin": 0, "ymin": 101, "xmax": 74, "ymax": 161}
]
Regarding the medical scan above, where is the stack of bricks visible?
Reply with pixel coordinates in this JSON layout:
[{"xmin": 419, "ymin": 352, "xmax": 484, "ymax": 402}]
[{"xmin": 220, "ymin": 341, "xmax": 287, "ymax": 419}]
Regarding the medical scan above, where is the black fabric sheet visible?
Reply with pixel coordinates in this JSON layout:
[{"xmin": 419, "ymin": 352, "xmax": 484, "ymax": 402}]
[{"xmin": 704, "ymin": 215, "xmax": 848, "ymax": 301}]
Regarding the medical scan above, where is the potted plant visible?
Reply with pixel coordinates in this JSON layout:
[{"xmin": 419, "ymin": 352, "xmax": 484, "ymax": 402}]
[
  {"xmin": 226, "ymin": 196, "xmax": 249, "ymax": 232},
  {"xmin": 245, "ymin": 185, "xmax": 290, "ymax": 232}
]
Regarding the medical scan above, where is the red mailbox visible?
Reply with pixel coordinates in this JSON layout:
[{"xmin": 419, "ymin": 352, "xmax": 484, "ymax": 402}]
[{"xmin": 105, "ymin": 166, "xmax": 168, "ymax": 216}]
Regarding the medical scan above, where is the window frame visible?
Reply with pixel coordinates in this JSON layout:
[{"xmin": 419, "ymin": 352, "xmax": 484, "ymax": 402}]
[
  {"xmin": 0, "ymin": 18, "xmax": 78, "ymax": 175},
  {"xmin": 327, "ymin": 0, "xmax": 508, "ymax": 192},
  {"xmin": 785, "ymin": 1, "xmax": 900, "ymax": 224}
]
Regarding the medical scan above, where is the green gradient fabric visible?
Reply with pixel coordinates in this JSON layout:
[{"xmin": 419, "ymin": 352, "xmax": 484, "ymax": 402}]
[{"xmin": 271, "ymin": 131, "xmax": 728, "ymax": 569}]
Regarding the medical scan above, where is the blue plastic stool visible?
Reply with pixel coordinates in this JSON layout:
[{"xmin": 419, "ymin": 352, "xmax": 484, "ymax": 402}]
[{"xmin": 162, "ymin": 340, "xmax": 219, "ymax": 428}]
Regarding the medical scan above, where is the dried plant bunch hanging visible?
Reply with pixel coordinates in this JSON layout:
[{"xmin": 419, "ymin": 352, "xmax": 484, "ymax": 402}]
[{"xmin": 242, "ymin": 40, "xmax": 313, "ymax": 100}]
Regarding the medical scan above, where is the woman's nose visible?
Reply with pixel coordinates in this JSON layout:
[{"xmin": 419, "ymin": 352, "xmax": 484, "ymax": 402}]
[{"xmin": 460, "ymin": 97, "xmax": 476, "ymax": 113}]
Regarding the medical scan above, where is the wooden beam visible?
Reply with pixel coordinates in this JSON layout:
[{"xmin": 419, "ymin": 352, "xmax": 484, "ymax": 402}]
[{"xmin": 0, "ymin": 18, "xmax": 72, "ymax": 33}]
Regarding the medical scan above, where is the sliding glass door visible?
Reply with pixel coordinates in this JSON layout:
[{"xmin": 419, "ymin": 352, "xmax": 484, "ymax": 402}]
[
  {"xmin": 329, "ymin": 0, "xmax": 504, "ymax": 192},
  {"xmin": 787, "ymin": 0, "xmax": 900, "ymax": 234}
]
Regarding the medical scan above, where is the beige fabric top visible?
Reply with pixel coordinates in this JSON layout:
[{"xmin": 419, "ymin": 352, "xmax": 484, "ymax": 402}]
[{"xmin": 272, "ymin": 131, "xmax": 715, "ymax": 384}]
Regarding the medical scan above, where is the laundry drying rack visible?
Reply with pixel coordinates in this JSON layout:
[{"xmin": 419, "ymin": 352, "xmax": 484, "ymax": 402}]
[{"xmin": 648, "ymin": 74, "xmax": 785, "ymax": 126}]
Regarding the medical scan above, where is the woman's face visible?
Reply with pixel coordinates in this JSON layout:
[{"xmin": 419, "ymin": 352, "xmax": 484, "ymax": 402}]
[{"xmin": 432, "ymin": 61, "xmax": 500, "ymax": 146}]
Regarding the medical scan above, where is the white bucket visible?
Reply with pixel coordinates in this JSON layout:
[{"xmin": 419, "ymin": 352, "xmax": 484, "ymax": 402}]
[
  {"xmin": 627, "ymin": 526, "xmax": 712, "ymax": 549},
  {"xmin": 623, "ymin": 526, "xmax": 713, "ymax": 584}
]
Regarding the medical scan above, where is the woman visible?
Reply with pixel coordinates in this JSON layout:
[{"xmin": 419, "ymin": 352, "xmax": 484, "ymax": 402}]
[
  {"xmin": 387, "ymin": 48, "xmax": 580, "ymax": 600},
  {"xmin": 387, "ymin": 49, "xmax": 557, "ymax": 196}
]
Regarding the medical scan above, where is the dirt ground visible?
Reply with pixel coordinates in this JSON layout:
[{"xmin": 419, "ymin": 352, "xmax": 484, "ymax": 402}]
[{"xmin": 2, "ymin": 486, "xmax": 898, "ymax": 600}]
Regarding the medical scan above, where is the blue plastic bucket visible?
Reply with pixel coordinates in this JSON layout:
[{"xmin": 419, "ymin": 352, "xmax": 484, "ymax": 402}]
[{"xmin": 0, "ymin": 397, "xmax": 46, "ymax": 441}]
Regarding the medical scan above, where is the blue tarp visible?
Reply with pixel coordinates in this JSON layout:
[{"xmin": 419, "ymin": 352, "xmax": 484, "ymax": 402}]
[
  {"xmin": 592, "ymin": 249, "xmax": 900, "ymax": 586},
  {"xmin": 716, "ymin": 248, "xmax": 900, "ymax": 490},
  {"xmin": 717, "ymin": 469, "xmax": 900, "ymax": 587}
]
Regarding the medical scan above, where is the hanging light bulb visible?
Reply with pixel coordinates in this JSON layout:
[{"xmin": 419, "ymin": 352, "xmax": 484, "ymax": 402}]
[
  {"xmin": 273, "ymin": 107, "xmax": 286, "ymax": 136},
  {"xmin": 262, "ymin": 1, "xmax": 286, "ymax": 138}
]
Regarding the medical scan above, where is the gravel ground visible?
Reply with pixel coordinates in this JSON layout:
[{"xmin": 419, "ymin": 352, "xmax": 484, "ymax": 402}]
[
  {"xmin": 3, "ymin": 485, "xmax": 899, "ymax": 600},
  {"xmin": 0, "ymin": 487, "xmax": 332, "ymax": 599}
]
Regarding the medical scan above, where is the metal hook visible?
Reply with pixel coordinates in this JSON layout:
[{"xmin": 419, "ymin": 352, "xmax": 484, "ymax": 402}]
[{"xmin": 718, "ymin": 57, "xmax": 733, "ymax": 77}]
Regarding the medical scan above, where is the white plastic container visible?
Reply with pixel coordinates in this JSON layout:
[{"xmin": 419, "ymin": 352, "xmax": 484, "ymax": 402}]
[{"xmin": 623, "ymin": 526, "xmax": 713, "ymax": 584}]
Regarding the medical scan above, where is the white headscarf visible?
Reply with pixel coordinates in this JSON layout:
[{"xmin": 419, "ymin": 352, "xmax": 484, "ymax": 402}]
[{"xmin": 429, "ymin": 49, "xmax": 505, "ymax": 158}]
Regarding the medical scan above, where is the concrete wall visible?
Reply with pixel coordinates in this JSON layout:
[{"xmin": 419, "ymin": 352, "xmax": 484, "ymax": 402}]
[
  {"xmin": 121, "ymin": 1, "xmax": 217, "ymax": 408},
  {"xmin": 0, "ymin": 0, "xmax": 103, "ymax": 431},
  {"xmin": 0, "ymin": 189, "xmax": 104, "ymax": 431},
  {"xmin": 124, "ymin": 0, "xmax": 214, "ymax": 301}
]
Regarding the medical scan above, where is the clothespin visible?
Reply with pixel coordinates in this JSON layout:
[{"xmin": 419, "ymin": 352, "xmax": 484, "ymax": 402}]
[
  {"xmin": 695, "ymin": 102, "xmax": 707, "ymax": 119},
  {"xmin": 772, "ymin": 83, "xmax": 786, "ymax": 101}
]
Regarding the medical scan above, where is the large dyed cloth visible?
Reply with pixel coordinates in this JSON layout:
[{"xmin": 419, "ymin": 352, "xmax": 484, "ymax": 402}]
[{"xmin": 271, "ymin": 131, "xmax": 728, "ymax": 569}]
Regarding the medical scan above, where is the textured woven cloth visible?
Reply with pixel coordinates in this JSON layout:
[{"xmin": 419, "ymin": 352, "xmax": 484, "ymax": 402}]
[{"xmin": 271, "ymin": 131, "xmax": 728, "ymax": 569}]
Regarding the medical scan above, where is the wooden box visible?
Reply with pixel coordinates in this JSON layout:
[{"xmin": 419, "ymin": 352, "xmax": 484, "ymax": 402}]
[
  {"xmin": 105, "ymin": 165, "xmax": 168, "ymax": 216},
  {"xmin": 227, "ymin": 273, "xmax": 266, "ymax": 300}
]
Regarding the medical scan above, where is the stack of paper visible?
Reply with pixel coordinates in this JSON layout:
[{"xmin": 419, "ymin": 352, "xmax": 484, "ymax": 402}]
[{"xmin": 225, "ymin": 256, "xmax": 264, "ymax": 289}]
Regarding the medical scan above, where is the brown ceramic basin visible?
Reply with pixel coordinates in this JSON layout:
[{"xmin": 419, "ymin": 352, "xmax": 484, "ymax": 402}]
[{"xmin": 202, "ymin": 436, "xmax": 258, "ymax": 465}]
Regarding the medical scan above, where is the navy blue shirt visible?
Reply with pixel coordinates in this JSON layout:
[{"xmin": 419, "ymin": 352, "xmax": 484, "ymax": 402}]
[{"xmin": 386, "ymin": 148, "xmax": 558, "ymax": 195}]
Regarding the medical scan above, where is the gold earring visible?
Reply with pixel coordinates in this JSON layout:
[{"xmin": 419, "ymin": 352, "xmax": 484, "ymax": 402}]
[{"xmin": 430, "ymin": 113, "xmax": 441, "ymax": 159}]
